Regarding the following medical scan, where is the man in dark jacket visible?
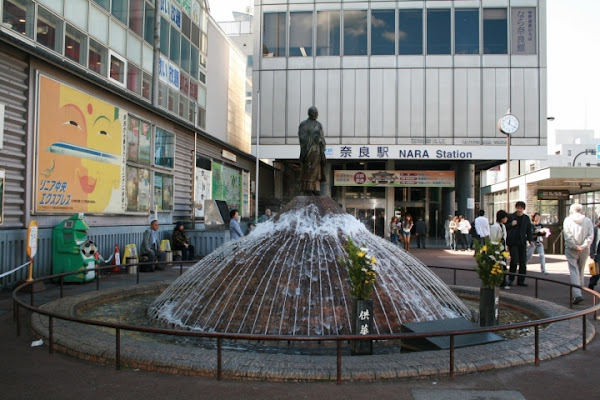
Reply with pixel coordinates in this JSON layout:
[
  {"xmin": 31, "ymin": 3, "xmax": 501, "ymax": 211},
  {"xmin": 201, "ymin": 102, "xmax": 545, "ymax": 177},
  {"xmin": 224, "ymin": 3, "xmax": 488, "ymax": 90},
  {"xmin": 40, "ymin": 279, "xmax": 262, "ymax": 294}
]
[
  {"xmin": 506, "ymin": 201, "xmax": 534, "ymax": 286},
  {"xmin": 415, "ymin": 216, "xmax": 427, "ymax": 248}
]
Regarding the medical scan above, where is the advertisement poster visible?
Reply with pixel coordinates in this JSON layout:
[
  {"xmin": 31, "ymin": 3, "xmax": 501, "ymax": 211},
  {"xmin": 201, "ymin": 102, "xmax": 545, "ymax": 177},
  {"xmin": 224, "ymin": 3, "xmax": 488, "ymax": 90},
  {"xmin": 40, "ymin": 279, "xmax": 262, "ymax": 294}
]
[
  {"xmin": 0, "ymin": 169, "xmax": 4, "ymax": 225},
  {"xmin": 212, "ymin": 162, "xmax": 241, "ymax": 214},
  {"xmin": 194, "ymin": 167, "xmax": 211, "ymax": 218},
  {"xmin": 126, "ymin": 166, "xmax": 151, "ymax": 211},
  {"xmin": 36, "ymin": 75, "xmax": 126, "ymax": 213},
  {"xmin": 242, "ymin": 170, "xmax": 250, "ymax": 218},
  {"xmin": 138, "ymin": 120, "xmax": 151, "ymax": 164}
]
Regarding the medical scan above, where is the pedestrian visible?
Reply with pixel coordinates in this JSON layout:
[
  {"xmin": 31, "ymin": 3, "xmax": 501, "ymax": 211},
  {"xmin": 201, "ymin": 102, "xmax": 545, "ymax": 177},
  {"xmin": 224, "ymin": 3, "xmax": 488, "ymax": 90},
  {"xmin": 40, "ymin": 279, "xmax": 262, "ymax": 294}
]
[
  {"xmin": 401, "ymin": 214, "xmax": 414, "ymax": 251},
  {"xmin": 474, "ymin": 210, "xmax": 490, "ymax": 245},
  {"xmin": 449, "ymin": 216, "xmax": 459, "ymax": 250},
  {"xmin": 506, "ymin": 201, "xmax": 534, "ymax": 287},
  {"xmin": 229, "ymin": 209, "xmax": 244, "ymax": 240},
  {"xmin": 245, "ymin": 221, "xmax": 256, "ymax": 236},
  {"xmin": 563, "ymin": 203, "xmax": 594, "ymax": 304},
  {"xmin": 172, "ymin": 221, "xmax": 195, "ymax": 261},
  {"xmin": 588, "ymin": 216, "xmax": 600, "ymax": 290},
  {"xmin": 444, "ymin": 215, "xmax": 453, "ymax": 248},
  {"xmin": 527, "ymin": 212, "xmax": 548, "ymax": 274},
  {"xmin": 457, "ymin": 215, "xmax": 471, "ymax": 251},
  {"xmin": 490, "ymin": 210, "xmax": 510, "ymax": 289},
  {"xmin": 258, "ymin": 209, "xmax": 272, "ymax": 223},
  {"xmin": 415, "ymin": 216, "xmax": 427, "ymax": 248},
  {"xmin": 389, "ymin": 216, "xmax": 400, "ymax": 246}
]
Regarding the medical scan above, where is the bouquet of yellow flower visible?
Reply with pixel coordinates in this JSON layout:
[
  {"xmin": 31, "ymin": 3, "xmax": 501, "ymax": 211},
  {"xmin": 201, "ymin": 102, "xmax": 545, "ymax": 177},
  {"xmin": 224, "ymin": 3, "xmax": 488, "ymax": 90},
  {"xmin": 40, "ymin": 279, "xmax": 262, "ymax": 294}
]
[
  {"xmin": 473, "ymin": 238, "xmax": 510, "ymax": 289},
  {"xmin": 339, "ymin": 238, "xmax": 378, "ymax": 300}
]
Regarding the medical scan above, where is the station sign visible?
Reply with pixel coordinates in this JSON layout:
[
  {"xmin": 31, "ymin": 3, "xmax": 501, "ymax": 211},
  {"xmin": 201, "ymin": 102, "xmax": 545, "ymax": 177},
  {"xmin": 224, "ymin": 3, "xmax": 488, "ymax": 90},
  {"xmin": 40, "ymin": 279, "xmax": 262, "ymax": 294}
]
[
  {"xmin": 334, "ymin": 170, "xmax": 455, "ymax": 187},
  {"xmin": 537, "ymin": 190, "xmax": 570, "ymax": 200}
]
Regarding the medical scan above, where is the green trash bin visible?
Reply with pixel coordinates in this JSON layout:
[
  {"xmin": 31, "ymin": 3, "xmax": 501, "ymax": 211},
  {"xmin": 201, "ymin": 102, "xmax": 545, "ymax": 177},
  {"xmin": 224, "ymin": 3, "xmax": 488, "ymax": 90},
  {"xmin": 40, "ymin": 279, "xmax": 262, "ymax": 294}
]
[{"xmin": 52, "ymin": 213, "xmax": 95, "ymax": 282}]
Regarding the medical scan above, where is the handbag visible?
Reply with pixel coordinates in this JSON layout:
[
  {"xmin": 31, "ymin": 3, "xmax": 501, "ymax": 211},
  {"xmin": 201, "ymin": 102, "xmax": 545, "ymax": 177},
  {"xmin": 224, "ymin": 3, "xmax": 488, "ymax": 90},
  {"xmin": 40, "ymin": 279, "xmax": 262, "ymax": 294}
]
[{"xmin": 589, "ymin": 261, "xmax": 598, "ymax": 276}]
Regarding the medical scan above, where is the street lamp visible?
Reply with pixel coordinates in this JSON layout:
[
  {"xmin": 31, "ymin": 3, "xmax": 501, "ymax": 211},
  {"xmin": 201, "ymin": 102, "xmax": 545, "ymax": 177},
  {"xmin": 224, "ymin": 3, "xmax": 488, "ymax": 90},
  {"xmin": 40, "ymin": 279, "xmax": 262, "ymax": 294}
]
[{"xmin": 498, "ymin": 111, "xmax": 520, "ymax": 209}]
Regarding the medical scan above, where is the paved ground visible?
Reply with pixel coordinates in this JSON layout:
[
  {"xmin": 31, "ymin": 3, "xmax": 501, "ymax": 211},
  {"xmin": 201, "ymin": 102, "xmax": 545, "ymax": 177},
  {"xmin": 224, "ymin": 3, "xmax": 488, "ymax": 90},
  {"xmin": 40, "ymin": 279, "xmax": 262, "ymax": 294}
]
[{"xmin": 1, "ymin": 246, "xmax": 599, "ymax": 400}]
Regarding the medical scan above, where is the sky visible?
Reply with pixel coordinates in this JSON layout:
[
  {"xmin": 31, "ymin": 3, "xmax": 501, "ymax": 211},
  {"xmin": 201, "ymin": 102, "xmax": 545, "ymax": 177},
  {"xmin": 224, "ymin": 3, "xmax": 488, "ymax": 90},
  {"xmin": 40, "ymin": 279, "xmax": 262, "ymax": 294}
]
[{"xmin": 208, "ymin": 0, "xmax": 600, "ymax": 139}]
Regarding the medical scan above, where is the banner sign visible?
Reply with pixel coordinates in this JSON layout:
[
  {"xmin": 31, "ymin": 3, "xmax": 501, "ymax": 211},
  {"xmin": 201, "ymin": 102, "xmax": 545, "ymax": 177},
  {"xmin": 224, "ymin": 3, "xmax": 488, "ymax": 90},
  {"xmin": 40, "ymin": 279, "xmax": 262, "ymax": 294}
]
[
  {"xmin": 512, "ymin": 8, "xmax": 536, "ymax": 55},
  {"xmin": 334, "ymin": 170, "xmax": 455, "ymax": 187},
  {"xmin": 537, "ymin": 190, "xmax": 570, "ymax": 200},
  {"xmin": 35, "ymin": 75, "xmax": 127, "ymax": 213}
]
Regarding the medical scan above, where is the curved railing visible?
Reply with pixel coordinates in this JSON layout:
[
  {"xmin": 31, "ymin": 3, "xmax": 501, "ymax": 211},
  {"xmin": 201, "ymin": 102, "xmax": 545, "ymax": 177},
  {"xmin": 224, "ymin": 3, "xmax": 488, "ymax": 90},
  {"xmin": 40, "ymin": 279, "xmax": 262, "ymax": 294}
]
[{"xmin": 10, "ymin": 262, "xmax": 600, "ymax": 384}]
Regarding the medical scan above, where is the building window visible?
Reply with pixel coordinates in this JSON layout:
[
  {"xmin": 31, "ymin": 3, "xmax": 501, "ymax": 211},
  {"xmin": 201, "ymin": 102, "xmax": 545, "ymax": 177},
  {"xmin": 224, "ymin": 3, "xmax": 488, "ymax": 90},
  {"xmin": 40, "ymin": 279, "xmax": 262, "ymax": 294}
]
[
  {"xmin": 169, "ymin": 25, "xmax": 180, "ymax": 64},
  {"xmin": 289, "ymin": 11, "xmax": 312, "ymax": 57},
  {"xmin": 343, "ymin": 10, "xmax": 367, "ymax": 56},
  {"xmin": 154, "ymin": 127, "xmax": 175, "ymax": 168},
  {"xmin": 263, "ymin": 12, "xmax": 286, "ymax": 57},
  {"xmin": 483, "ymin": 8, "xmax": 507, "ymax": 54},
  {"xmin": 128, "ymin": 0, "xmax": 143, "ymax": 36},
  {"xmin": 181, "ymin": 11, "xmax": 191, "ymax": 39},
  {"xmin": 93, "ymin": 0, "xmax": 108, "ymax": 12},
  {"xmin": 3, "ymin": 0, "xmax": 35, "ymax": 39},
  {"xmin": 65, "ymin": 23, "xmax": 86, "ymax": 65},
  {"xmin": 143, "ymin": 1, "xmax": 154, "ymax": 45},
  {"xmin": 154, "ymin": 172, "xmax": 173, "ymax": 210},
  {"xmin": 89, "ymin": 39, "xmax": 107, "ymax": 75},
  {"xmin": 142, "ymin": 71, "xmax": 152, "ymax": 100},
  {"xmin": 127, "ymin": 63, "xmax": 142, "ymax": 94},
  {"xmin": 109, "ymin": 52, "xmax": 126, "ymax": 86},
  {"xmin": 190, "ymin": 46, "xmax": 199, "ymax": 78},
  {"xmin": 427, "ymin": 9, "xmax": 450, "ymax": 54},
  {"xmin": 398, "ymin": 9, "xmax": 422, "ymax": 55},
  {"xmin": 37, "ymin": 6, "xmax": 63, "ymax": 53},
  {"xmin": 371, "ymin": 9, "xmax": 395, "ymax": 55},
  {"xmin": 180, "ymin": 37, "xmax": 190, "ymax": 73},
  {"xmin": 159, "ymin": 16, "xmax": 169, "ymax": 56},
  {"xmin": 111, "ymin": 0, "xmax": 127, "ymax": 25},
  {"xmin": 317, "ymin": 10, "xmax": 340, "ymax": 56},
  {"xmin": 247, "ymin": 55, "xmax": 253, "ymax": 67},
  {"xmin": 455, "ymin": 9, "xmax": 479, "ymax": 54}
]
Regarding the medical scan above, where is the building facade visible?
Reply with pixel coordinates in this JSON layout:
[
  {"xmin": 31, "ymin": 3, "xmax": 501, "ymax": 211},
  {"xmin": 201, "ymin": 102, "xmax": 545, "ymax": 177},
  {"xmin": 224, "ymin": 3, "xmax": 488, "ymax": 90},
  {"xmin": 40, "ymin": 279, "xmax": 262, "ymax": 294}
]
[
  {"xmin": 0, "ymin": 0, "xmax": 268, "ymax": 283},
  {"xmin": 253, "ymin": 0, "xmax": 548, "ymax": 236}
]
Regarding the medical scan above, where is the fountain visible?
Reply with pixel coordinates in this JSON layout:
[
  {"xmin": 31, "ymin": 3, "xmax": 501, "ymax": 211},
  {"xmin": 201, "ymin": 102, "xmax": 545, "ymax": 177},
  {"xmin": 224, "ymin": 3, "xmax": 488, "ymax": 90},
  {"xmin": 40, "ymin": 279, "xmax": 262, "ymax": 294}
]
[{"xmin": 147, "ymin": 196, "xmax": 472, "ymax": 336}]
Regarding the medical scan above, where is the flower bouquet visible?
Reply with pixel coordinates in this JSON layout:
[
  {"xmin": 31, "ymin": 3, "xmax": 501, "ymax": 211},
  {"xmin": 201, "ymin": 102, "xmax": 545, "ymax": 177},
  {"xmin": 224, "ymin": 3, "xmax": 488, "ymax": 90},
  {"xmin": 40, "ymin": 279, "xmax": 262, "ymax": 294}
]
[
  {"xmin": 339, "ymin": 238, "xmax": 378, "ymax": 300},
  {"xmin": 473, "ymin": 238, "xmax": 509, "ymax": 289}
]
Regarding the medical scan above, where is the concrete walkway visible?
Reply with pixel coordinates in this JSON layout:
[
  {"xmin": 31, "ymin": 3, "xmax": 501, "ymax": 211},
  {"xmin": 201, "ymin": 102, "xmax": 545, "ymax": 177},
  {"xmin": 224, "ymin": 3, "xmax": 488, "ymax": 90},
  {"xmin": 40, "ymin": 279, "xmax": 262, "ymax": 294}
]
[{"xmin": 1, "ymin": 248, "xmax": 599, "ymax": 400}]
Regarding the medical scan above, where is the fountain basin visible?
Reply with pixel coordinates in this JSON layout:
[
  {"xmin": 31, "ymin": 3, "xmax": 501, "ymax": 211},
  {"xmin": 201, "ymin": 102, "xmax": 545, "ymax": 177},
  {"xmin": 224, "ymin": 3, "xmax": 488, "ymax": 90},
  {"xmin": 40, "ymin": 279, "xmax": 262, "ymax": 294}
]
[{"xmin": 30, "ymin": 282, "xmax": 594, "ymax": 381}]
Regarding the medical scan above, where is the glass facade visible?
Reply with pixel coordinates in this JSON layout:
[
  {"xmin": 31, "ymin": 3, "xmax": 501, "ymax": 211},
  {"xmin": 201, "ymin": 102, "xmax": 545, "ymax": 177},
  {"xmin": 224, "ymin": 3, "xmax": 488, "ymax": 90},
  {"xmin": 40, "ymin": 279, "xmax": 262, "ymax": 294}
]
[
  {"xmin": 483, "ymin": 8, "xmax": 508, "ymax": 54},
  {"xmin": 1, "ymin": 0, "xmax": 208, "ymax": 125},
  {"xmin": 398, "ymin": 9, "xmax": 422, "ymax": 55},
  {"xmin": 371, "ymin": 10, "xmax": 395, "ymax": 55},
  {"xmin": 260, "ymin": 6, "xmax": 527, "ymax": 58},
  {"xmin": 455, "ymin": 9, "xmax": 479, "ymax": 54},
  {"xmin": 317, "ymin": 10, "xmax": 340, "ymax": 56}
]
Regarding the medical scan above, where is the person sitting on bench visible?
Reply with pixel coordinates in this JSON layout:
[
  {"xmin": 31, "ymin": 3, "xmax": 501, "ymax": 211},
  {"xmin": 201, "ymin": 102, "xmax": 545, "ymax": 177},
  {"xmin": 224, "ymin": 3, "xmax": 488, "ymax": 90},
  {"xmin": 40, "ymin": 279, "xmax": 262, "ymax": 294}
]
[
  {"xmin": 141, "ymin": 220, "xmax": 166, "ymax": 270},
  {"xmin": 172, "ymin": 221, "xmax": 195, "ymax": 261}
]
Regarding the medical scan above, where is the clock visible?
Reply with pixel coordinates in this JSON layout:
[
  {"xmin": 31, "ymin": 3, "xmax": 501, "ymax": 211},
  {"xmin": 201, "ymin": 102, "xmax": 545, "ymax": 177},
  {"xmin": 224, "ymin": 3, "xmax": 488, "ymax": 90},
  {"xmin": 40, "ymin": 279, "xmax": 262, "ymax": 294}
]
[{"xmin": 498, "ymin": 113, "xmax": 520, "ymax": 135}]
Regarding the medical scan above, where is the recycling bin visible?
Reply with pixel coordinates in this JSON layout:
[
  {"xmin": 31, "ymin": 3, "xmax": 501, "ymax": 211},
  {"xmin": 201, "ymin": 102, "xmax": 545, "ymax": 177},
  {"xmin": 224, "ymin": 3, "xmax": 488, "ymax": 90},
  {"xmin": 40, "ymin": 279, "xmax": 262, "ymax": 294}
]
[{"xmin": 52, "ymin": 213, "xmax": 95, "ymax": 282}]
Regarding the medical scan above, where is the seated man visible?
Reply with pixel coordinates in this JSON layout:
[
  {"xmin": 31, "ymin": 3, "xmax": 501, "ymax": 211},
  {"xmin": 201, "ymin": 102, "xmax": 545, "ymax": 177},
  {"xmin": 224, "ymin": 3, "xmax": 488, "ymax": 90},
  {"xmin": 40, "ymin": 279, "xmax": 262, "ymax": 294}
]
[{"xmin": 141, "ymin": 220, "xmax": 167, "ymax": 270}]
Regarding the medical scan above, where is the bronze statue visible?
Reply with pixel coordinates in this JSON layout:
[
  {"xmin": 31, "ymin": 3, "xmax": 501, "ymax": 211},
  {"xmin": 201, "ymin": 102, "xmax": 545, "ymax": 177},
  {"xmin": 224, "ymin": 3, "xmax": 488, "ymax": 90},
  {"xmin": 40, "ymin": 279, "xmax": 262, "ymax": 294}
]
[{"xmin": 298, "ymin": 106, "xmax": 326, "ymax": 195}]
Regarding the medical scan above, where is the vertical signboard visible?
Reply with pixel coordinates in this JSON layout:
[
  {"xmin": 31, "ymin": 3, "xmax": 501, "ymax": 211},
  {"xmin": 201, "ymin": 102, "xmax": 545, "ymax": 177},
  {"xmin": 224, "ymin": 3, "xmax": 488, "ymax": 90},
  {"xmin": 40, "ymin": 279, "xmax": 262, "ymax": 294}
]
[{"xmin": 512, "ymin": 8, "xmax": 536, "ymax": 54}]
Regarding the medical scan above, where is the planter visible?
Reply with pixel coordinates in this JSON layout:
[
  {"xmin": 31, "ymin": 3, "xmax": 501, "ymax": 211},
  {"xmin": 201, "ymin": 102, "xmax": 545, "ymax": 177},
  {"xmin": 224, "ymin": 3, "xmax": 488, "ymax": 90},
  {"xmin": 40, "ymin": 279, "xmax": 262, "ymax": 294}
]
[
  {"xmin": 479, "ymin": 286, "xmax": 500, "ymax": 327},
  {"xmin": 351, "ymin": 298, "xmax": 373, "ymax": 355}
]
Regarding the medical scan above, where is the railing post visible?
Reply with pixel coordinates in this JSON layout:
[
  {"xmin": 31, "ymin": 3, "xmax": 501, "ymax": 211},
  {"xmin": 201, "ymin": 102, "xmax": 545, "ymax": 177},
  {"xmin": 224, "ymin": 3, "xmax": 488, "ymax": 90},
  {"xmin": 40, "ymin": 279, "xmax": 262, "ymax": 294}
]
[
  {"xmin": 217, "ymin": 337, "xmax": 222, "ymax": 380},
  {"xmin": 115, "ymin": 327, "xmax": 121, "ymax": 370},
  {"xmin": 49, "ymin": 316, "xmax": 54, "ymax": 354},
  {"xmin": 337, "ymin": 340, "xmax": 342, "ymax": 384},
  {"xmin": 534, "ymin": 325, "xmax": 539, "ymax": 365},
  {"xmin": 449, "ymin": 335, "xmax": 455, "ymax": 379},
  {"xmin": 582, "ymin": 315, "xmax": 587, "ymax": 351}
]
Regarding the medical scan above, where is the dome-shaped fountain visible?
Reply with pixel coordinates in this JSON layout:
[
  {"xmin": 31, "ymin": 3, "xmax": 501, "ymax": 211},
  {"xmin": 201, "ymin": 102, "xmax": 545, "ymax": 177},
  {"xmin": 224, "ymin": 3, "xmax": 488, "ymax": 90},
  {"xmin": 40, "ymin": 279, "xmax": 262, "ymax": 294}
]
[{"xmin": 147, "ymin": 196, "xmax": 471, "ymax": 335}]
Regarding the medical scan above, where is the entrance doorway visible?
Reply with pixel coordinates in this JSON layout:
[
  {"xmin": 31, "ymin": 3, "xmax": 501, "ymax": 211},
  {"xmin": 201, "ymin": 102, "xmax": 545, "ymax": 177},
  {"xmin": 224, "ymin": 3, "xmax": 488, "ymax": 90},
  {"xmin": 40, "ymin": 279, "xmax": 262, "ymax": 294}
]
[{"xmin": 345, "ymin": 199, "xmax": 386, "ymax": 237}]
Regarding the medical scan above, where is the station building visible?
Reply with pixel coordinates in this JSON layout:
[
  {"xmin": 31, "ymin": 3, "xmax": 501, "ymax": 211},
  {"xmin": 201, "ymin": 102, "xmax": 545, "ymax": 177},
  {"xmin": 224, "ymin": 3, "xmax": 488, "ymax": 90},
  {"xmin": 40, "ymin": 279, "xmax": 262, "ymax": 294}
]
[
  {"xmin": 252, "ymin": 0, "xmax": 549, "ymax": 237},
  {"xmin": 0, "ymin": 0, "xmax": 274, "ymax": 282}
]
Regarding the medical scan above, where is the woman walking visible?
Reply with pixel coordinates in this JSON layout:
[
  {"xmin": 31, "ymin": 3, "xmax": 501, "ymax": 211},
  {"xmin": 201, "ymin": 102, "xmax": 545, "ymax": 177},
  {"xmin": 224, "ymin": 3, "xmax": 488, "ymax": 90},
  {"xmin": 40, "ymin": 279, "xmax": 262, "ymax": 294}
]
[
  {"xmin": 449, "ymin": 216, "xmax": 459, "ymax": 250},
  {"xmin": 527, "ymin": 212, "xmax": 548, "ymax": 274},
  {"xmin": 401, "ymin": 214, "xmax": 414, "ymax": 251},
  {"xmin": 389, "ymin": 216, "xmax": 400, "ymax": 245}
]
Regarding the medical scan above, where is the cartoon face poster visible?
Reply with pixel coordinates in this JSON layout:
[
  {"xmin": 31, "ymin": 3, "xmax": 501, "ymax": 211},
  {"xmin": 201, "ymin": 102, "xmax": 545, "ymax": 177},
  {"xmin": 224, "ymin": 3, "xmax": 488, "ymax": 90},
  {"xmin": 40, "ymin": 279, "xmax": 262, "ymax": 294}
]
[{"xmin": 35, "ymin": 75, "xmax": 127, "ymax": 213}]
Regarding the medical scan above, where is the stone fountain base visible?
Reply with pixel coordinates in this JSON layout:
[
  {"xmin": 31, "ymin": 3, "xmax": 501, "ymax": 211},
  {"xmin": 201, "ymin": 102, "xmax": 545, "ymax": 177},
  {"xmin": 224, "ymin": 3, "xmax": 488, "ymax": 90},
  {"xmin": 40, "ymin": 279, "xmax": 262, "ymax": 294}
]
[{"xmin": 29, "ymin": 283, "xmax": 594, "ymax": 381}]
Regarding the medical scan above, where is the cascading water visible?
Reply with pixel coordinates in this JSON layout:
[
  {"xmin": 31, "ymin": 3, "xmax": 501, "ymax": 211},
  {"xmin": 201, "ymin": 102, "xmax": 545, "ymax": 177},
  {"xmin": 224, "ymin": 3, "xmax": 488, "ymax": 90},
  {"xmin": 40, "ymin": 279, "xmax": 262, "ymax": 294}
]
[{"xmin": 147, "ymin": 196, "xmax": 471, "ymax": 335}]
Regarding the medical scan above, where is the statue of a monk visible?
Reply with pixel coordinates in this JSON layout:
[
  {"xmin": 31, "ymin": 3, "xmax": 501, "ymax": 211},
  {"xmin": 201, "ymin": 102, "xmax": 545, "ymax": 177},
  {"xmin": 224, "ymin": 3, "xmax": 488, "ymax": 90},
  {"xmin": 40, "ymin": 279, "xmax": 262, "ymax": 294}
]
[{"xmin": 298, "ymin": 106, "xmax": 327, "ymax": 195}]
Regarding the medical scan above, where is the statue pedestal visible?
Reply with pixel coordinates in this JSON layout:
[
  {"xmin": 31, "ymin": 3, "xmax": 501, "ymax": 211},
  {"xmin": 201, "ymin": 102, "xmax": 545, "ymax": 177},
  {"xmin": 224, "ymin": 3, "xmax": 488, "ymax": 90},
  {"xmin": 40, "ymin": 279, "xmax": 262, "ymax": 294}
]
[{"xmin": 479, "ymin": 287, "xmax": 500, "ymax": 327}]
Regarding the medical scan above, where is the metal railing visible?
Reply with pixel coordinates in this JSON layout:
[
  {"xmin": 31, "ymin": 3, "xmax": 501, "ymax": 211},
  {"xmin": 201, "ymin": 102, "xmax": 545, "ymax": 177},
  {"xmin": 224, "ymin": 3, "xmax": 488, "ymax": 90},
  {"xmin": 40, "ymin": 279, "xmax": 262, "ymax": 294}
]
[
  {"xmin": 551, "ymin": 228, "xmax": 564, "ymax": 254},
  {"xmin": 11, "ymin": 263, "xmax": 600, "ymax": 384}
]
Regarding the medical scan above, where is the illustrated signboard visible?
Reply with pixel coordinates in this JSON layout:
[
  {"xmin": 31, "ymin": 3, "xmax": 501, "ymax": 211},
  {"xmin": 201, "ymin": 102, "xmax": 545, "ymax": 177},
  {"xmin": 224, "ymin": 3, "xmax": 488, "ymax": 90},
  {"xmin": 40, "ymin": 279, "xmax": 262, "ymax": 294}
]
[
  {"xmin": 35, "ymin": 75, "xmax": 127, "ymax": 213},
  {"xmin": 334, "ymin": 170, "xmax": 455, "ymax": 187}
]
